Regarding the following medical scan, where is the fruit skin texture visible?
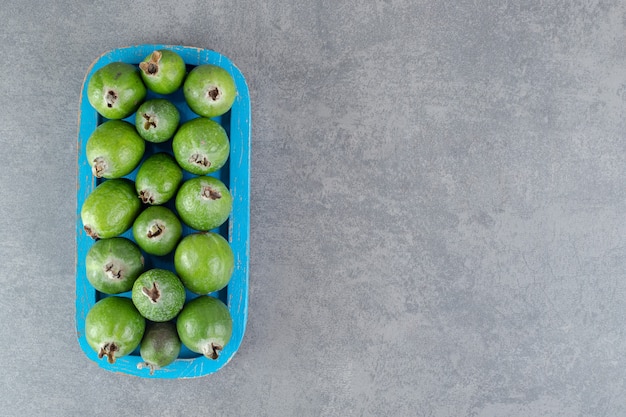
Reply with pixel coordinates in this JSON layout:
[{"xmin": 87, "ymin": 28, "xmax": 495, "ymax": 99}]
[
  {"xmin": 85, "ymin": 237, "xmax": 144, "ymax": 294},
  {"xmin": 85, "ymin": 296, "xmax": 146, "ymax": 364},
  {"xmin": 175, "ymin": 176, "xmax": 233, "ymax": 231},
  {"xmin": 86, "ymin": 120, "xmax": 145, "ymax": 179},
  {"xmin": 183, "ymin": 64, "xmax": 237, "ymax": 118},
  {"xmin": 172, "ymin": 117, "xmax": 230, "ymax": 175},
  {"xmin": 81, "ymin": 179, "xmax": 141, "ymax": 239},
  {"xmin": 138, "ymin": 321, "xmax": 181, "ymax": 375},
  {"xmin": 176, "ymin": 295, "xmax": 233, "ymax": 360},
  {"xmin": 135, "ymin": 153, "xmax": 183, "ymax": 205},
  {"xmin": 139, "ymin": 50, "xmax": 186, "ymax": 95},
  {"xmin": 87, "ymin": 62, "xmax": 147, "ymax": 119},
  {"xmin": 174, "ymin": 232, "xmax": 234, "ymax": 294},
  {"xmin": 131, "ymin": 269, "xmax": 186, "ymax": 322},
  {"xmin": 134, "ymin": 99, "xmax": 180, "ymax": 143},
  {"xmin": 132, "ymin": 206, "xmax": 182, "ymax": 256}
]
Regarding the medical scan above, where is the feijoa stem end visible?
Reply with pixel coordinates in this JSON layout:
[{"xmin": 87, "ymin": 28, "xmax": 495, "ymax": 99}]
[
  {"xmin": 204, "ymin": 343, "xmax": 222, "ymax": 360},
  {"xmin": 104, "ymin": 262, "xmax": 122, "ymax": 280},
  {"xmin": 201, "ymin": 186, "xmax": 221, "ymax": 200},
  {"xmin": 84, "ymin": 225, "xmax": 99, "ymax": 239},
  {"xmin": 142, "ymin": 282, "xmax": 161, "ymax": 303},
  {"xmin": 142, "ymin": 112, "xmax": 157, "ymax": 130},
  {"xmin": 207, "ymin": 87, "xmax": 220, "ymax": 101},
  {"xmin": 138, "ymin": 190, "xmax": 155, "ymax": 204},
  {"xmin": 105, "ymin": 89, "xmax": 118, "ymax": 108},
  {"xmin": 189, "ymin": 153, "xmax": 211, "ymax": 168},
  {"xmin": 147, "ymin": 222, "xmax": 164, "ymax": 238},
  {"xmin": 137, "ymin": 362, "xmax": 158, "ymax": 375},
  {"xmin": 139, "ymin": 50, "xmax": 162, "ymax": 75},
  {"xmin": 98, "ymin": 342, "xmax": 119, "ymax": 364},
  {"xmin": 92, "ymin": 157, "xmax": 107, "ymax": 178}
]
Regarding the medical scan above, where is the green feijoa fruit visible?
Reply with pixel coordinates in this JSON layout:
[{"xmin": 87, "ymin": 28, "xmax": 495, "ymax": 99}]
[
  {"xmin": 85, "ymin": 237, "xmax": 144, "ymax": 294},
  {"xmin": 172, "ymin": 118, "xmax": 230, "ymax": 175},
  {"xmin": 85, "ymin": 296, "xmax": 146, "ymax": 364},
  {"xmin": 134, "ymin": 99, "xmax": 180, "ymax": 143},
  {"xmin": 183, "ymin": 64, "xmax": 237, "ymax": 118},
  {"xmin": 176, "ymin": 295, "xmax": 232, "ymax": 360},
  {"xmin": 131, "ymin": 269, "xmax": 186, "ymax": 322},
  {"xmin": 81, "ymin": 179, "xmax": 141, "ymax": 239},
  {"xmin": 87, "ymin": 62, "xmax": 147, "ymax": 119},
  {"xmin": 132, "ymin": 206, "xmax": 182, "ymax": 256},
  {"xmin": 174, "ymin": 233, "xmax": 234, "ymax": 295},
  {"xmin": 86, "ymin": 120, "xmax": 146, "ymax": 179},
  {"xmin": 135, "ymin": 153, "xmax": 183, "ymax": 205},
  {"xmin": 139, "ymin": 50, "xmax": 186, "ymax": 95},
  {"xmin": 175, "ymin": 176, "xmax": 232, "ymax": 231},
  {"xmin": 137, "ymin": 321, "xmax": 181, "ymax": 375}
]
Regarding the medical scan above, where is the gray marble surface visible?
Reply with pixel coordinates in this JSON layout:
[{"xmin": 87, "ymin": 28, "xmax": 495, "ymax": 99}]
[{"xmin": 1, "ymin": 1, "xmax": 625, "ymax": 416}]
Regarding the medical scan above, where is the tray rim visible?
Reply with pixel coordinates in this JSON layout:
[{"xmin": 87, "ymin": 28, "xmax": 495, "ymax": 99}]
[{"xmin": 75, "ymin": 44, "xmax": 251, "ymax": 379}]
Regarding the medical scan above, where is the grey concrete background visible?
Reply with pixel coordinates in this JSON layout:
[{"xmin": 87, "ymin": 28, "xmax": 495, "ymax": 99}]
[{"xmin": 0, "ymin": 0, "xmax": 625, "ymax": 416}]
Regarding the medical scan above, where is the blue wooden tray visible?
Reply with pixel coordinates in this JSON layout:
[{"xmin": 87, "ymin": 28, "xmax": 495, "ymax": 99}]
[{"xmin": 75, "ymin": 45, "xmax": 250, "ymax": 378}]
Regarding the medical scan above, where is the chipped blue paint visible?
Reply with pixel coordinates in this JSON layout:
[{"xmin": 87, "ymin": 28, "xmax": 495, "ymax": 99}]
[{"xmin": 75, "ymin": 45, "xmax": 250, "ymax": 378}]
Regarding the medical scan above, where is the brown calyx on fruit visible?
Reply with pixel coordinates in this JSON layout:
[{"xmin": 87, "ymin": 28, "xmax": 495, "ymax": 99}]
[
  {"xmin": 138, "ymin": 190, "xmax": 155, "ymax": 204},
  {"xmin": 139, "ymin": 50, "xmax": 162, "ymax": 76},
  {"xmin": 84, "ymin": 225, "xmax": 99, "ymax": 239},
  {"xmin": 207, "ymin": 87, "xmax": 221, "ymax": 101},
  {"xmin": 201, "ymin": 185, "xmax": 222, "ymax": 200},
  {"xmin": 142, "ymin": 113, "xmax": 157, "ymax": 130},
  {"xmin": 142, "ymin": 282, "xmax": 161, "ymax": 303},
  {"xmin": 104, "ymin": 262, "xmax": 122, "ymax": 280},
  {"xmin": 137, "ymin": 362, "xmax": 159, "ymax": 375},
  {"xmin": 98, "ymin": 342, "xmax": 119, "ymax": 364},
  {"xmin": 189, "ymin": 153, "xmax": 211, "ymax": 168},
  {"xmin": 92, "ymin": 157, "xmax": 107, "ymax": 178},
  {"xmin": 204, "ymin": 343, "xmax": 222, "ymax": 360},
  {"xmin": 105, "ymin": 89, "xmax": 118, "ymax": 108},
  {"xmin": 147, "ymin": 222, "xmax": 165, "ymax": 238}
]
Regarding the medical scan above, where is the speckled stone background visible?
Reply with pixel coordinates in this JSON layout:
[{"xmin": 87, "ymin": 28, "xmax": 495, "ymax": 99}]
[{"xmin": 1, "ymin": 1, "xmax": 625, "ymax": 416}]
